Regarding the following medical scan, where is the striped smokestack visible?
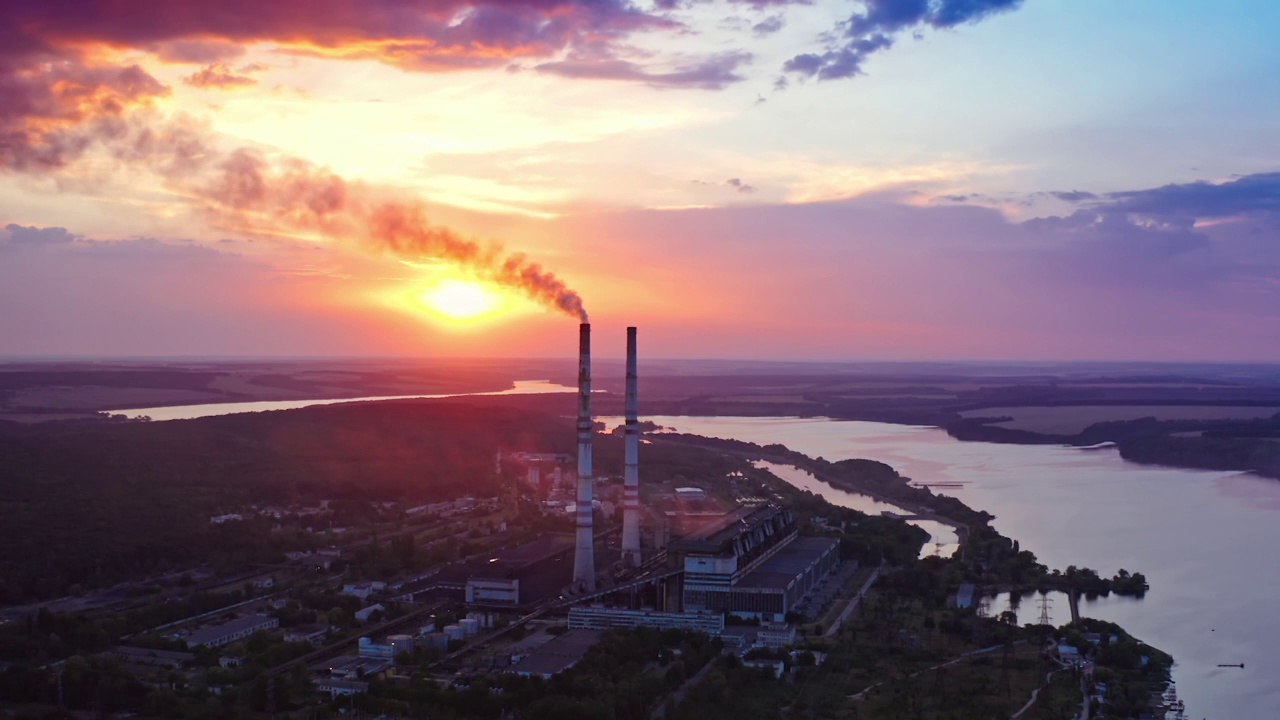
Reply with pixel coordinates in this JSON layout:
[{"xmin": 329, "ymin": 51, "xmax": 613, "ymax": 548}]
[
  {"xmin": 572, "ymin": 322, "xmax": 596, "ymax": 592},
  {"xmin": 621, "ymin": 326, "xmax": 642, "ymax": 567}
]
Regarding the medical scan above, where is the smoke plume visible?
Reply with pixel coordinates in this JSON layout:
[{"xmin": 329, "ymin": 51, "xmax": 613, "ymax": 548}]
[{"xmin": 0, "ymin": 57, "xmax": 589, "ymax": 321}]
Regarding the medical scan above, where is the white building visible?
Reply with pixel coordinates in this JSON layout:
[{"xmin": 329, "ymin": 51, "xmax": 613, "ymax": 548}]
[
  {"xmin": 358, "ymin": 636, "xmax": 395, "ymax": 660},
  {"xmin": 354, "ymin": 604, "xmax": 386, "ymax": 623},
  {"xmin": 676, "ymin": 487, "xmax": 707, "ymax": 502},
  {"xmin": 465, "ymin": 577, "xmax": 520, "ymax": 605},
  {"xmin": 342, "ymin": 581, "xmax": 386, "ymax": 600},
  {"xmin": 757, "ymin": 624, "xmax": 798, "ymax": 649},
  {"xmin": 568, "ymin": 607, "xmax": 725, "ymax": 635}
]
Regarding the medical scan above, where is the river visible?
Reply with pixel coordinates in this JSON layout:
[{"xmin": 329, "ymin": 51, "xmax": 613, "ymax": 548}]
[
  {"xmin": 107, "ymin": 380, "xmax": 579, "ymax": 421},
  {"xmin": 649, "ymin": 415, "xmax": 1275, "ymax": 720},
  {"xmin": 109, "ymin": 390, "xmax": 1271, "ymax": 717}
]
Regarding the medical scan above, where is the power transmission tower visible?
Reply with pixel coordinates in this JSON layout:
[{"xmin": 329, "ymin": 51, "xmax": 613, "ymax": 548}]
[{"xmin": 1037, "ymin": 595, "xmax": 1053, "ymax": 626}]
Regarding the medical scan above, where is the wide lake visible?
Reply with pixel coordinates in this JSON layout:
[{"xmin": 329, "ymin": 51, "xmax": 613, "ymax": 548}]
[{"xmin": 651, "ymin": 415, "xmax": 1277, "ymax": 720}]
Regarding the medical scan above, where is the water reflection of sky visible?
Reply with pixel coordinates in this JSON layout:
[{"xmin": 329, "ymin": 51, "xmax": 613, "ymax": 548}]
[
  {"xmin": 753, "ymin": 461, "xmax": 960, "ymax": 558},
  {"xmin": 653, "ymin": 415, "xmax": 1280, "ymax": 720}
]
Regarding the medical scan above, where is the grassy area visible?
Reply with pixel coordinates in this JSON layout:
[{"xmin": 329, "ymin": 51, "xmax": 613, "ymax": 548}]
[{"xmin": 855, "ymin": 643, "xmax": 1060, "ymax": 720}]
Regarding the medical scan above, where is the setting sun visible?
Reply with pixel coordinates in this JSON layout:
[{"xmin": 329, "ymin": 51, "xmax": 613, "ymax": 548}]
[{"xmin": 418, "ymin": 278, "xmax": 505, "ymax": 321}]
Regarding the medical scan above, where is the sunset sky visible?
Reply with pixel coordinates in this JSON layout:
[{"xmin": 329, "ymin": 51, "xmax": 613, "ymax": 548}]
[{"xmin": 3, "ymin": 0, "xmax": 1279, "ymax": 360}]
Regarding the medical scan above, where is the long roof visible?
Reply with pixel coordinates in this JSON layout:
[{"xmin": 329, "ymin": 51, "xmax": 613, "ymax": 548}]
[
  {"xmin": 509, "ymin": 629, "xmax": 602, "ymax": 677},
  {"xmin": 667, "ymin": 504, "xmax": 779, "ymax": 554},
  {"xmin": 185, "ymin": 614, "xmax": 276, "ymax": 646},
  {"xmin": 736, "ymin": 536, "xmax": 839, "ymax": 590},
  {"xmin": 470, "ymin": 533, "xmax": 575, "ymax": 579}
]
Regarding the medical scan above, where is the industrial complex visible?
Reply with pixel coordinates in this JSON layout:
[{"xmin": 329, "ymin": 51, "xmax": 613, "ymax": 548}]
[
  {"xmin": 396, "ymin": 323, "xmax": 848, "ymax": 642},
  {"xmin": 22, "ymin": 322, "xmax": 862, "ymax": 718}
]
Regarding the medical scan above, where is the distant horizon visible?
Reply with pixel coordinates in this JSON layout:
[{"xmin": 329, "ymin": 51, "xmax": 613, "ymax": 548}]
[{"xmin": 4, "ymin": 354, "xmax": 1280, "ymax": 371}]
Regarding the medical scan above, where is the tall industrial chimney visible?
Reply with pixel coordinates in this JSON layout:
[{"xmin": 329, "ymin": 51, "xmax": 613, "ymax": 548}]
[
  {"xmin": 621, "ymin": 326, "xmax": 642, "ymax": 567},
  {"xmin": 572, "ymin": 323, "xmax": 596, "ymax": 592}
]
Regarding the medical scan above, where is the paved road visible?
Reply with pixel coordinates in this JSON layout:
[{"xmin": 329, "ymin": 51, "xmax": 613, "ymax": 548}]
[
  {"xmin": 1009, "ymin": 667, "xmax": 1064, "ymax": 719},
  {"xmin": 824, "ymin": 564, "xmax": 883, "ymax": 638}
]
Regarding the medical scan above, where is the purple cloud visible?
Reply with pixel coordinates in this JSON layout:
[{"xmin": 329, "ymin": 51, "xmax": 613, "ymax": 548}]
[
  {"xmin": 752, "ymin": 15, "xmax": 786, "ymax": 36},
  {"xmin": 1049, "ymin": 190, "xmax": 1099, "ymax": 202},
  {"xmin": 536, "ymin": 51, "xmax": 753, "ymax": 90},
  {"xmin": 1018, "ymin": 171, "xmax": 1280, "ymax": 301},
  {"xmin": 786, "ymin": 0, "xmax": 1024, "ymax": 80},
  {"xmin": 1102, "ymin": 172, "xmax": 1280, "ymax": 219},
  {"xmin": 148, "ymin": 38, "xmax": 247, "ymax": 64},
  {"xmin": 0, "ymin": 1, "xmax": 677, "ymax": 78},
  {"xmin": 1, "ymin": 223, "xmax": 78, "ymax": 247}
]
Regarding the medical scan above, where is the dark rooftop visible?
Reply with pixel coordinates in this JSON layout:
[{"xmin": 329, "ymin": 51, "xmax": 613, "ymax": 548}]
[
  {"xmin": 104, "ymin": 646, "xmax": 195, "ymax": 665},
  {"xmin": 184, "ymin": 614, "xmax": 276, "ymax": 648},
  {"xmin": 736, "ymin": 536, "xmax": 838, "ymax": 591},
  {"xmin": 509, "ymin": 629, "xmax": 602, "ymax": 678},
  {"xmin": 668, "ymin": 504, "xmax": 777, "ymax": 555},
  {"xmin": 469, "ymin": 533, "xmax": 575, "ymax": 579}
]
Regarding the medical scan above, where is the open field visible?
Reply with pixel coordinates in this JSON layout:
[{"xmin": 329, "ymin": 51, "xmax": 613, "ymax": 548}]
[
  {"xmin": 854, "ymin": 643, "xmax": 1058, "ymax": 720},
  {"xmin": 961, "ymin": 405, "xmax": 1280, "ymax": 435}
]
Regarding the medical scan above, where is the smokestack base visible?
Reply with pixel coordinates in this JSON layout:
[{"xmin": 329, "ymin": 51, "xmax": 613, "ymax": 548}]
[
  {"xmin": 621, "ymin": 325, "xmax": 642, "ymax": 567},
  {"xmin": 573, "ymin": 322, "xmax": 596, "ymax": 591}
]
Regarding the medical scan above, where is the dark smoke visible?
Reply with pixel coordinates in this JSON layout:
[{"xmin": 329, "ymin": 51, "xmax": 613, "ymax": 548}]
[
  {"xmin": 201, "ymin": 150, "xmax": 588, "ymax": 320},
  {"xmin": 0, "ymin": 59, "xmax": 589, "ymax": 321}
]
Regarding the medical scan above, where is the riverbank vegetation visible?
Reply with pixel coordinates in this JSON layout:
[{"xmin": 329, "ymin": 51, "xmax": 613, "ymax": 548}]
[
  {"xmin": 0, "ymin": 396, "xmax": 1174, "ymax": 719},
  {"xmin": 948, "ymin": 413, "xmax": 1280, "ymax": 479}
]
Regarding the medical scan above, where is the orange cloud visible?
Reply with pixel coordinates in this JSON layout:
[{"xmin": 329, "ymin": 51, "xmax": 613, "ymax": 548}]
[
  {"xmin": 0, "ymin": 57, "xmax": 168, "ymax": 170},
  {"xmin": 183, "ymin": 62, "xmax": 260, "ymax": 89},
  {"xmin": 1, "ymin": 1, "xmax": 676, "ymax": 74}
]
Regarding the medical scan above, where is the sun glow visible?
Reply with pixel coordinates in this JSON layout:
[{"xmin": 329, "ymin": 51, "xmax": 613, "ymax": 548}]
[{"xmin": 418, "ymin": 278, "xmax": 506, "ymax": 321}]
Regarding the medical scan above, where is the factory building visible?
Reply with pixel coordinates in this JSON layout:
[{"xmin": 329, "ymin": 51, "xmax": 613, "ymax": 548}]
[
  {"xmin": 413, "ymin": 325, "xmax": 842, "ymax": 646},
  {"xmin": 464, "ymin": 533, "xmax": 576, "ymax": 607},
  {"xmin": 670, "ymin": 505, "xmax": 841, "ymax": 623},
  {"xmin": 184, "ymin": 615, "xmax": 279, "ymax": 649}
]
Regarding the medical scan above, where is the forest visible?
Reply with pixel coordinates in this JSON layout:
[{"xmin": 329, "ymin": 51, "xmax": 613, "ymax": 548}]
[{"xmin": 0, "ymin": 399, "xmax": 573, "ymax": 603}]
